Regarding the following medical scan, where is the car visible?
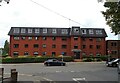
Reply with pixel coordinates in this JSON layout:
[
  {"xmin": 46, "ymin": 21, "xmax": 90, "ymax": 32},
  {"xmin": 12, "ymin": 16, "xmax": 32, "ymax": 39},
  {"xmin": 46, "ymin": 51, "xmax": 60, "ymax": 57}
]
[
  {"xmin": 44, "ymin": 59, "xmax": 66, "ymax": 66},
  {"xmin": 118, "ymin": 61, "xmax": 120, "ymax": 74},
  {"xmin": 106, "ymin": 58, "xmax": 120, "ymax": 67}
]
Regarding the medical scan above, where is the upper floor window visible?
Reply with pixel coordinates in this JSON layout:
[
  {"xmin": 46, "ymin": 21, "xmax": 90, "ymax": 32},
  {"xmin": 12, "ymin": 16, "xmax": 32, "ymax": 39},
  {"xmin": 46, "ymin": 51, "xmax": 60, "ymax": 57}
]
[
  {"xmin": 21, "ymin": 37, "xmax": 26, "ymax": 40},
  {"xmin": 35, "ymin": 37, "xmax": 39, "ymax": 40},
  {"xmin": 52, "ymin": 29, "xmax": 57, "ymax": 34},
  {"xmin": 89, "ymin": 38, "xmax": 93, "ymax": 41},
  {"xmin": 28, "ymin": 37, "xmax": 32, "ymax": 40},
  {"xmin": 73, "ymin": 28, "xmax": 79, "ymax": 33},
  {"xmin": 14, "ymin": 44, "xmax": 19, "ymax": 48},
  {"xmin": 24, "ymin": 44, "xmax": 28, "ymax": 48},
  {"xmin": 35, "ymin": 29, "xmax": 40, "ymax": 33},
  {"xmin": 43, "ymin": 44, "xmax": 46, "ymax": 48},
  {"xmin": 13, "ymin": 28, "xmax": 20, "ymax": 33},
  {"xmin": 82, "ymin": 29, "xmax": 86, "ymax": 34},
  {"xmin": 74, "ymin": 37, "xmax": 78, "ymax": 40},
  {"xmin": 42, "ymin": 37, "xmax": 47, "ymax": 40},
  {"xmin": 96, "ymin": 38, "xmax": 102, "ymax": 42},
  {"xmin": 52, "ymin": 37, "xmax": 56, "ymax": 40},
  {"xmin": 96, "ymin": 45, "xmax": 101, "ymax": 49},
  {"xmin": 89, "ymin": 29, "xmax": 94, "ymax": 34},
  {"xmin": 14, "ymin": 37, "xmax": 19, "ymax": 40},
  {"xmin": 28, "ymin": 29, "xmax": 32, "ymax": 33},
  {"xmin": 61, "ymin": 29, "xmax": 68, "ymax": 34},
  {"xmin": 111, "ymin": 42, "xmax": 117, "ymax": 46},
  {"xmin": 82, "ymin": 45, "xmax": 86, "ymax": 49},
  {"xmin": 43, "ymin": 28, "xmax": 47, "ymax": 33},
  {"xmin": 74, "ymin": 45, "xmax": 78, "ymax": 49},
  {"xmin": 62, "ymin": 37, "xmax": 67, "ymax": 41},
  {"xmin": 21, "ymin": 29, "xmax": 26, "ymax": 33},
  {"xmin": 62, "ymin": 45, "xmax": 67, "ymax": 49},
  {"xmin": 96, "ymin": 30, "xmax": 102, "ymax": 34},
  {"xmin": 34, "ymin": 44, "xmax": 39, "ymax": 48}
]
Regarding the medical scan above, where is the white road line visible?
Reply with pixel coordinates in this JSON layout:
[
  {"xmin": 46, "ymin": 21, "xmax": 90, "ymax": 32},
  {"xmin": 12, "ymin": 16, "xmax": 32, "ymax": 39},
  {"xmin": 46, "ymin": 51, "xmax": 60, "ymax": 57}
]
[
  {"xmin": 42, "ymin": 77, "xmax": 53, "ymax": 81},
  {"xmin": 73, "ymin": 77, "xmax": 86, "ymax": 81}
]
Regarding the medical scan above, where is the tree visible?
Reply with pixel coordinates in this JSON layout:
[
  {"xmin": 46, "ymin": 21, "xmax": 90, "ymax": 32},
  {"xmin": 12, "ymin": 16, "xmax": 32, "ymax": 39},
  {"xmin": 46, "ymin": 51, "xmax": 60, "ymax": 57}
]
[
  {"xmin": 101, "ymin": 1, "xmax": 120, "ymax": 35},
  {"xmin": 2, "ymin": 40, "xmax": 9, "ymax": 56}
]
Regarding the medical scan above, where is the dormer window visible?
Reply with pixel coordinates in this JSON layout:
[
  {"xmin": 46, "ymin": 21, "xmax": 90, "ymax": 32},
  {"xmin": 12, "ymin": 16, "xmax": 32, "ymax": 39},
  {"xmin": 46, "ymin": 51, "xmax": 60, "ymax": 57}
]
[
  {"xmin": 13, "ymin": 28, "xmax": 20, "ymax": 33},
  {"xmin": 35, "ymin": 29, "xmax": 40, "ymax": 33},
  {"xmin": 21, "ymin": 29, "xmax": 26, "ymax": 33},
  {"xmin": 28, "ymin": 29, "xmax": 32, "ymax": 33},
  {"xmin": 74, "ymin": 28, "xmax": 79, "ymax": 33},
  {"xmin": 43, "ymin": 28, "xmax": 47, "ymax": 33},
  {"xmin": 52, "ymin": 29, "xmax": 57, "ymax": 34},
  {"xmin": 89, "ymin": 29, "xmax": 94, "ymax": 34},
  {"xmin": 61, "ymin": 29, "xmax": 68, "ymax": 34},
  {"xmin": 82, "ymin": 29, "xmax": 86, "ymax": 34},
  {"xmin": 96, "ymin": 30, "xmax": 102, "ymax": 34}
]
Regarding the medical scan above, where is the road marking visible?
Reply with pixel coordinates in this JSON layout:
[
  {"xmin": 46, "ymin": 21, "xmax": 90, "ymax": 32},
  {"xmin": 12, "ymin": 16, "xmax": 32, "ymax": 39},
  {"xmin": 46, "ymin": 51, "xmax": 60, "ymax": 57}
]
[
  {"xmin": 42, "ymin": 77, "xmax": 53, "ymax": 81},
  {"xmin": 73, "ymin": 77, "xmax": 86, "ymax": 81}
]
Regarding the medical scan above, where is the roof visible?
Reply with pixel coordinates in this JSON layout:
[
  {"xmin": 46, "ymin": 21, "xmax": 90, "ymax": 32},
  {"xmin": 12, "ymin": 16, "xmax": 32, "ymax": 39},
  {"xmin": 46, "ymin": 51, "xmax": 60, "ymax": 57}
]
[{"xmin": 8, "ymin": 26, "xmax": 107, "ymax": 37}]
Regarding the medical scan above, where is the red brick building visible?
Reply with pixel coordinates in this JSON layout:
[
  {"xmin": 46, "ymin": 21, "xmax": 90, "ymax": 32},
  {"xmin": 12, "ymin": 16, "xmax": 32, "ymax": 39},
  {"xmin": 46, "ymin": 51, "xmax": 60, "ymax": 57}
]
[
  {"xmin": 106, "ymin": 40, "xmax": 120, "ymax": 58},
  {"xmin": 8, "ymin": 26, "xmax": 107, "ymax": 59}
]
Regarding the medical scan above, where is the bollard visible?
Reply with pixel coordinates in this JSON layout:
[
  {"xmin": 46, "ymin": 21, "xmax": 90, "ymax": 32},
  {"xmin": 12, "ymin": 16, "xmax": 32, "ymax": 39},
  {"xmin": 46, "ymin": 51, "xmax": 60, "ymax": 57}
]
[
  {"xmin": 11, "ymin": 71, "xmax": 18, "ymax": 83},
  {"xmin": 0, "ymin": 68, "xmax": 4, "ymax": 83},
  {"xmin": 11, "ymin": 69, "xmax": 17, "ymax": 83}
]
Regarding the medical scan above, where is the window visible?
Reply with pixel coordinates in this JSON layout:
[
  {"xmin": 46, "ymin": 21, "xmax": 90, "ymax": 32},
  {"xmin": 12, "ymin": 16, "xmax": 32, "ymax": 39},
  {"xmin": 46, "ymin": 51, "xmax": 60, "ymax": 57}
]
[
  {"xmin": 89, "ymin": 45, "xmax": 93, "ymax": 49},
  {"xmin": 21, "ymin": 37, "xmax": 26, "ymax": 40},
  {"xmin": 43, "ymin": 44, "xmax": 46, "ymax": 48},
  {"xmin": 74, "ymin": 37, "xmax": 78, "ymax": 40},
  {"xmin": 89, "ymin": 38, "xmax": 93, "ymax": 41},
  {"xmin": 96, "ymin": 30, "xmax": 102, "ymax": 34},
  {"xmin": 111, "ymin": 50, "xmax": 117, "ymax": 55},
  {"xmin": 33, "ymin": 52, "xmax": 39, "ymax": 56},
  {"xmin": 28, "ymin": 37, "xmax": 32, "ymax": 40},
  {"xmin": 24, "ymin": 44, "xmax": 28, "ymax": 48},
  {"xmin": 74, "ymin": 45, "xmax": 78, "ymax": 49},
  {"xmin": 42, "ymin": 52, "xmax": 46, "ymax": 56},
  {"xmin": 35, "ymin": 37, "xmax": 39, "ymax": 40},
  {"xmin": 62, "ymin": 45, "xmax": 67, "ymax": 49},
  {"xmin": 52, "ymin": 52, "xmax": 56, "ymax": 56},
  {"xmin": 43, "ymin": 28, "xmax": 47, "ymax": 33},
  {"xmin": 82, "ymin": 38, "xmax": 86, "ymax": 41},
  {"xmin": 13, "ymin": 28, "xmax": 20, "ymax": 33},
  {"xmin": 111, "ymin": 42, "xmax": 117, "ymax": 46},
  {"xmin": 34, "ymin": 44, "xmax": 39, "ymax": 48},
  {"xmin": 96, "ymin": 38, "xmax": 102, "ymax": 42},
  {"xmin": 52, "ymin": 44, "xmax": 56, "ymax": 48},
  {"xmin": 14, "ymin": 37, "xmax": 19, "ymax": 40},
  {"xmin": 96, "ymin": 53, "xmax": 101, "ymax": 56},
  {"xmin": 82, "ymin": 45, "xmax": 86, "ymax": 49},
  {"xmin": 52, "ymin": 37, "xmax": 56, "ymax": 40},
  {"xmin": 62, "ymin": 37, "xmax": 67, "ymax": 41},
  {"xmin": 42, "ymin": 37, "xmax": 46, "ymax": 40},
  {"xmin": 28, "ymin": 29, "xmax": 32, "ymax": 33},
  {"xmin": 24, "ymin": 52, "xmax": 29, "ymax": 56},
  {"xmin": 13, "ymin": 52, "xmax": 19, "ymax": 56},
  {"xmin": 74, "ymin": 28, "xmax": 79, "ymax": 33},
  {"xmin": 82, "ymin": 29, "xmax": 86, "ymax": 34},
  {"xmin": 96, "ymin": 45, "xmax": 101, "ymax": 49},
  {"xmin": 89, "ymin": 29, "xmax": 94, "ymax": 34},
  {"xmin": 35, "ymin": 29, "xmax": 40, "ymax": 33},
  {"xmin": 61, "ymin": 29, "xmax": 68, "ymax": 34},
  {"xmin": 52, "ymin": 29, "xmax": 57, "ymax": 34},
  {"xmin": 21, "ymin": 29, "xmax": 26, "ymax": 33},
  {"xmin": 14, "ymin": 44, "xmax": 19, "ymax": 48}
]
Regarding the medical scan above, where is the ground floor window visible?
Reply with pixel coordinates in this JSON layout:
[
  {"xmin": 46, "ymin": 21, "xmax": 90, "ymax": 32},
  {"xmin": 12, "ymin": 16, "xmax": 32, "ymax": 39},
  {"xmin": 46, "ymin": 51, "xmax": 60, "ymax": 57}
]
[
  {"xmin": 52, "ymin": 52, "xmax": 56, "ymax": 56},
  {"xmin": 24, "ymin": 52, "xmax": 29, "ymax": 56},
  {"xmin": 33, "ymin": 52, "xmax": 39, "ymax": 56},
  {"xmin": 13, "ymin": 52, "xmax": 19, "ymax": 57}
]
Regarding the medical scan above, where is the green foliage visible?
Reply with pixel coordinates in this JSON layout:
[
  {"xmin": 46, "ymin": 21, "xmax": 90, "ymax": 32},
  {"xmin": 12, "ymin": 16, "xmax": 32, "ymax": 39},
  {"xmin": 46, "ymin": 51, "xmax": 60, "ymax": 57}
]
[
  {"xmin": 2, "ymin": 56, "xmax": 74, "ymax": 63},
  {"xmin": 2, "ymin": 40, "xmax": 9, "ymax": 56},
  {"xmin": 102, "ymin": 2, "xmax": 120, "ymax": 35}
]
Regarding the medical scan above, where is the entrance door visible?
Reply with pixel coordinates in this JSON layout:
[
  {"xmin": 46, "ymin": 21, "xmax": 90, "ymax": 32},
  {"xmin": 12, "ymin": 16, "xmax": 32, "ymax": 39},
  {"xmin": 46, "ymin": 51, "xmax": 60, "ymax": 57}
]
[{"xmin": 74, "ymin": 52, "xmax": 80, "ymax": 59}]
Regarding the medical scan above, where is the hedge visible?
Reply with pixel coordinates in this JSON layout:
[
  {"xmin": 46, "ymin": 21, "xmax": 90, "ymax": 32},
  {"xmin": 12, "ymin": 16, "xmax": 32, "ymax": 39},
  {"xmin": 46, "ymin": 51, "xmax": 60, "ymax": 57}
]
[{"xmin": 1, "ymin": 56, "xmax": 74, "ymax": 63}]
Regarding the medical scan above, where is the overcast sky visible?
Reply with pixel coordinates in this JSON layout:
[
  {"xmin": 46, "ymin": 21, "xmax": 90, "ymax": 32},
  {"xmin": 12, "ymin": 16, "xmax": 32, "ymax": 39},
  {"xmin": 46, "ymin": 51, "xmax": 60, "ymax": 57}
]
[{"xmin": 0, "ymin": 0, "xmax": 118, "ymax": 48}]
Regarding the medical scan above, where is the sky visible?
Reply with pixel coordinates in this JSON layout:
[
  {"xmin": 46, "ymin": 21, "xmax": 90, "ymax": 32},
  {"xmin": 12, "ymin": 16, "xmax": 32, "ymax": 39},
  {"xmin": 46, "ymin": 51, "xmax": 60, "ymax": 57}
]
[{"xmin": 0, "ymin": 0, "xmax": 119, "ymax": 48}]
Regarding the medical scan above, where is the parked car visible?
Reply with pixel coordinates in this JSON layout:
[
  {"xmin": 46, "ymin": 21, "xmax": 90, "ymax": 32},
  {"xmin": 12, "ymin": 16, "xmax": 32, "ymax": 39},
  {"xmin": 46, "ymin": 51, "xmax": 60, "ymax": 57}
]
[
  {"xmin": 44, "ymin": 59, "xmax": 66, "ymax": 66},
  {"xmin": 106, "ymin": 58, "xmax": 120, "ymax": 67},
  {"xmin": 118, "ymin": 61, "xmax": 120, "ymax": 74}
]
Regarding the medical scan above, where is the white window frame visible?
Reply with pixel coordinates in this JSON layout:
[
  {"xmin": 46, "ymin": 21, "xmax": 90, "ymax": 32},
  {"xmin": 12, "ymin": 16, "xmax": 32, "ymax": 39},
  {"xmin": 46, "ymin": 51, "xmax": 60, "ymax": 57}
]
[
  {"xmin": 74, "ymin": 28, "xmax": 79, "ymax": 33},
  {"xmin": 82, "ymin": 29, "xmax": 86, "ymax": 34},
  {"xmin": 52, "ymin": 29, "xmax": 57, "ymax": 34},
  {"xmin": 35, "ymin": 29, "xmax": 40, "ymax": 33},
  {"xmin": 89, "ymin": 29, "xmax": 94, "ymax": 34},
  {"xmin": 61, "ymin": 29, "xmax": 68, "ymax": 34},
  {"xmin": 21, "ymin": 28, "xmax": 26, "ymax": 33},
  {"xmin": 28, "ymin": 29, "xmax": 32, "ymax": 33},
  {"xmin": 43, "ymin": 28, "xmax": 47, "ymax": 33},
  {"xmin": 13, "ymin": 28, "xmax": 20, "ymax": 33},
  {"xmin": 96, "ymin": 30, "xmax": 102, "ymax": 34}
]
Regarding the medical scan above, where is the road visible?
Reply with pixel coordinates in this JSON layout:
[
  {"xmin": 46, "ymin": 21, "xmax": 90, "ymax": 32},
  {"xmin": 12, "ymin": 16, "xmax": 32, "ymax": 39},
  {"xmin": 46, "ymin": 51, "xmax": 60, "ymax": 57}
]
[{"xmin": 1, "ymin": 62, "xmax": 119, "ymax": 83}]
